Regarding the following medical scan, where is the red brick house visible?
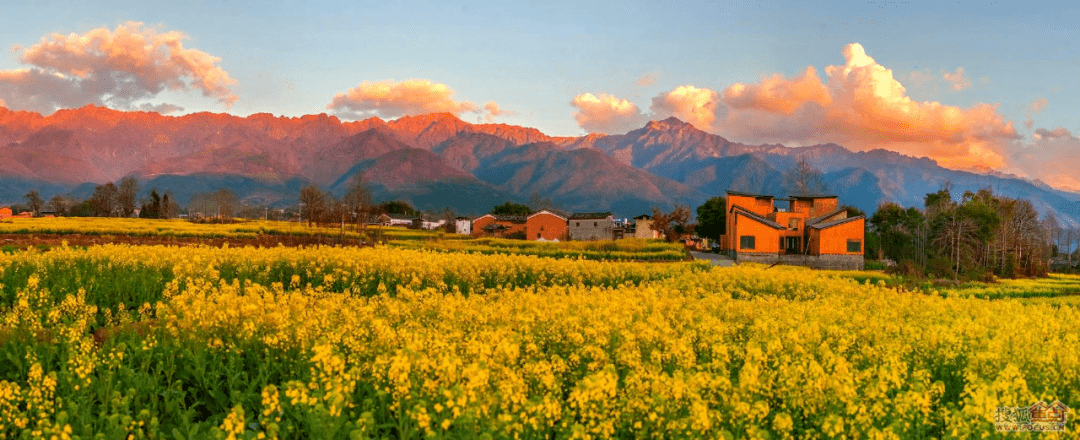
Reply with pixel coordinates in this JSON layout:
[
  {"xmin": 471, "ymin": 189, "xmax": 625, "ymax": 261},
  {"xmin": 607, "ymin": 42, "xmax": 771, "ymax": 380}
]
[{"xmin": 526, "ymin": 210, "xmax": 568, "ymax": 241}]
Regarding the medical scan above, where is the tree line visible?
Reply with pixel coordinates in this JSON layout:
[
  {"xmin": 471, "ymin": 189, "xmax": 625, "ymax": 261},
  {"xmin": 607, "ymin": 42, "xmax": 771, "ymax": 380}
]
[
  {"xmin": 19, "ymin": 177, "xmax": 179, "ymax": 219},
  {"xmin": 870, "ymin": 185, "xmax": 1070, "ymax": 279}
]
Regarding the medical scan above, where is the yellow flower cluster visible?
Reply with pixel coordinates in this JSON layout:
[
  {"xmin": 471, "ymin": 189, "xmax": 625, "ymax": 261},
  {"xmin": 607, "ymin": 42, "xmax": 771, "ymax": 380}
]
[
  {"xmin": 0, "ymin": 243, "xmax": 1078, "ymax": 438},
  {"xmin": 0, "ymin": 217, "xmax": 460, "ymax": 242}
]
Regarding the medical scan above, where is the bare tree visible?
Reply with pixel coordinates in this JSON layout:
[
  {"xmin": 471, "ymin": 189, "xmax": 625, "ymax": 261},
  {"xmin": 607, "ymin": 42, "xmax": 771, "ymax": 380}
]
[
  {"xmin": 782, "ymin": 156, "xmax": 829, "ymax": 196},
  {"xmin": 118, "ymin": 177, "xmax": 139, "ymax": 217},
  {"xmin": 443, "ymin": 207, "xmax": 456, "ymax": 233},
  {"xmin": 47, "ymin": 194, "xmax": 69, "ymax": 216},
  {"xmin": 214, "ymin": 189, "xmax": 237, "ymax": 219},
  {"xmin": 90, "ymin": 182, "xmax": 119, "ymax": 217},
  {"xmin": 1042, "ymin": 212, "xmax": 1061, "ymax": 257},
  {"xmin": 24, "ymin": 190, "xmax": 43, "ymax": 216},
  {"xmin": 343, "ymin": 174, "xmax": 372, "ymax": 231},
  {"xmin": 299, "ymin": 184, "xmax": 326, "ymax": 227}
]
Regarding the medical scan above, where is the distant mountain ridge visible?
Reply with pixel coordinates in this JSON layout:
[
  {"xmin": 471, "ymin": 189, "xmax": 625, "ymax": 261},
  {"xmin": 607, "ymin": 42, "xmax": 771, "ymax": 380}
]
[{"xmin": 0, "ymin": 105, "xmax": 1077, "ymax": 223}]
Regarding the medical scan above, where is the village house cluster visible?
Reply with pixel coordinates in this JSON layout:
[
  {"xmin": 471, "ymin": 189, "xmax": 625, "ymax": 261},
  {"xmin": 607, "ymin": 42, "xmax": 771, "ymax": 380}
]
[
  {"xmin": 373, "ymin": 210, "xmax": 663, "ymax": 242},
  {"xmin": 470, "ymin": 211, "xmax": 653, "ymax": 242},
  {"xmin": 357, "ymin": 190, "xmax": 867, "ymax": 269}
]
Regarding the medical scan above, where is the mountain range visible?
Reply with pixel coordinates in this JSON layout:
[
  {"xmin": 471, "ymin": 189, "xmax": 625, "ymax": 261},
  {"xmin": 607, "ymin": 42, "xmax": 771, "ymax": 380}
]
[{"xmin": 1, "ymin": 105, "xmax": 1078, "ymax": 225}]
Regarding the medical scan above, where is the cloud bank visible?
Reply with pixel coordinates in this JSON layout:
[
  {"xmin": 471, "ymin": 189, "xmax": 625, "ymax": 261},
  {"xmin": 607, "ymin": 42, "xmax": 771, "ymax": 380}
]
[
  {"xmin": 570, "ymin": 44, "xmax": 1014, "ymax": 170},
  {"xmin": 1009, "ymin": 127, "xmax": 1080, "ymax": 192},
  {"xmin": 0, "ymin": 21, "xmax": 237, "ymax": 114},
  {"xmin": 570, "ymin": 93, "xmax": 648, "ymax": 134},
  {"xmin": 569, "ymin": 43, "xmax": 1080, "ymax": 191},
  {"xmin": 714, "ymin": 43, "xmax": 1017, "ymax": 170},
  {"xmin": 650, "ymin": 85, "xmax": 720, "ymax": 130},
  {"xmin": 327, "ymin": 79, "xmax": 511, "ymax": 122}
]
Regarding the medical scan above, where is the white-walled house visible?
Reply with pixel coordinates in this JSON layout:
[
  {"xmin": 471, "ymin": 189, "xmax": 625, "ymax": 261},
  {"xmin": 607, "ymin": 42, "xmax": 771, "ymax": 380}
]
[{"xmin": 455, "ymin": 216, "xmax": 472, "ymax": 235}]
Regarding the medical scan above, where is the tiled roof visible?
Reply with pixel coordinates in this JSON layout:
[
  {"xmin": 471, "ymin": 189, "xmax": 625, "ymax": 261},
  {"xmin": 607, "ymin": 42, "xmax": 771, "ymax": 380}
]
[
  {"xmin": 493, "ymin": 215, "xmax": 527, "ymax": 223},
  {"xmin": 569, "ymin": 212, "xmax": 613, "ymax": 220},
  {"xmin": 731, "ymin": 205, "xmax": 784, "ymax": 229},
  {"xmin": 481, "ymin": 223, "xmax": 509, "ymax": 231},
  {"xmin": 808, "ymin": 215, "xmax": 864, "ymax": 230},
  {"xmin": 528, "ymin": 210, "xmax": 568, "ymax": 221}
]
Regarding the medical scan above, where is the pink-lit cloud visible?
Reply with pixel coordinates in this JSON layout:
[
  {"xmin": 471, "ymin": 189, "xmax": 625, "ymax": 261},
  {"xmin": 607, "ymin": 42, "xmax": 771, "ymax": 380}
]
[
  {"xmin": 713, "ymin": 43, "xmax": 1018, "ymax": 170},
  {"xmin": 0, "ymin": 21, "xmax": 236, "ymax": 113},
  {"xmin": 1008, "ymin": 127, "xmax": 1080, "ymax": 192},
  {"xmin": 942, "ymin": 67, "xmax": 972, "ymax": 91},
  {"xmin": 636, "ymin": 73, "xmax": 658, "ymax": 87},
  {"xmin": 650, "ymin": 85, "xmax": 721, "ymax": 130},
  {"xmin": 906, "ymin": 69, "xmax": 936, "ymax": 88},
  {"xmin": 327, "ymin": 79, "xmax": 485, "ymax": 119},
  {"xmin": 1025, "ymin": 97, "xmax": 1048, "ymax": 129},
  {"xmin": 723, "ymin": 66, "xmax": 831, "ymax": 114},
  {"xmin": 138, "ymin": 102, "xmax": 184, "ymax": 114},
  {"xmin": 482, "ymin": 101, "xmax": 515, "ymax": 122},
  {"xmin": 571, "ymin": 92, "xmax": 648, "ymax": 134}
]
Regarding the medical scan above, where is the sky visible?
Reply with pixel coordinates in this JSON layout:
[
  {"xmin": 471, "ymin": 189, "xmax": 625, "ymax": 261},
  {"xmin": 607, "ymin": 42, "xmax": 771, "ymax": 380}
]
[{"xmin": 1, "ymin": 0, "xmax": 1079, "ymax": 191}]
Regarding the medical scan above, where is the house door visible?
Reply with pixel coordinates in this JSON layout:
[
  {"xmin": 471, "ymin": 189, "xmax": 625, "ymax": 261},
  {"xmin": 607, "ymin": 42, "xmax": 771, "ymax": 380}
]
[{"xmin": 785, "ymin": 237, "xmax": 800, "ymax": 254}]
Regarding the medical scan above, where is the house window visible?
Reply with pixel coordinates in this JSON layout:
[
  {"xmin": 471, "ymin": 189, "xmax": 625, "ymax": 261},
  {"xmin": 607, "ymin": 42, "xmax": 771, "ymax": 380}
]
[
  {"xmin": 593, "ymin": 221, "xmax": 597, "ymax": 227},
  {"xmin": 847, "ymin": 239, "xmax": 862, "ymax": 253},
  {"xmin": 740, "ymin": 235, "xmax": 755, "ymax": 250},
  {"xmin": 537, "ymin": 232, "xmax": 541, "ymax": 238},
  {"xmin": 788, "ymin": 218, "xmax": 799, "ymax": 230},
  {"xmin": 576, "ymin": 222, "xmax": 580, "ymax": 227}
]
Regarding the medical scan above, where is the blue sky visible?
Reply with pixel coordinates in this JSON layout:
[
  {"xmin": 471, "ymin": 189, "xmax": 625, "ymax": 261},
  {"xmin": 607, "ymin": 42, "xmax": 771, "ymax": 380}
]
[{"xmin": 2, "ymin": 0, "xmax": 1079, "ymax": 188}]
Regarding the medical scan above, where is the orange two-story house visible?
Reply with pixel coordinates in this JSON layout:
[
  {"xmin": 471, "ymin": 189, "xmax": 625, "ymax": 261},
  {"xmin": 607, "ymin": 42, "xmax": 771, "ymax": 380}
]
[{"xmin": 722, "ymin": 190, "xmax": 864, "ymax": 269}]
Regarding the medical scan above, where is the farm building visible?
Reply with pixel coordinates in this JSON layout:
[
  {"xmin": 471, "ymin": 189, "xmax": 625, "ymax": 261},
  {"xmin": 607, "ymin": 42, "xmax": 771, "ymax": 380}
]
[
  {"xmin": 633, "ymin": 214, "xmax": 663, "ymax": 239},
  {"xmin": 472, "ymin": 214, "xmax": 527, "ymax": 238},
  {"xmin": 454, "ymin": 216, "xmax": 472, "ymax": 235},
  {"xmin": 526, "ymin": 210, "xmax": 568, "ymax": 241},
  {"xmin": 568, "ymin": 212, "xmax": 616, "ymax": 241},
  {"xmin": 721, "ymin": 190, "xmax": 864, "ymax": 269},
  {"xmin": 376, "ymin": 213, "xmax": 416, "ymax": 227}
]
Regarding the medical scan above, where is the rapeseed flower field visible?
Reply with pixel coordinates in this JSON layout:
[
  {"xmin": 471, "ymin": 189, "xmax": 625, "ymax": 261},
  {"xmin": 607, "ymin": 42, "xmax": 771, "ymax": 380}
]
[{"xmin": 0, "ymin": 242, "xmax": 1078, "ymax": 438}]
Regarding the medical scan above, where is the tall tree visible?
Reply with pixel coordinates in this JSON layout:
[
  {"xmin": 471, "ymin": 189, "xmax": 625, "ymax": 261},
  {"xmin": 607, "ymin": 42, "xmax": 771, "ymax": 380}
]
[
  {"xmin": 214, "ymin": 189, "xmax": 237, "ymax": 219},
  {"xmin": 161, "ymin": 192, "xmax": 177, "ymax": 219},
  {"xmin": 140, "ymin": 190, "xmax": 162, "ymax": 219},
  {"xmin": 652, "ymin": 206, "xmax": 692, "ymax": 243},
  {"xmin": 869, "ymin": 202, "xmax": 926, "ymax": 264},
  {"xmin": 47, "ymin": 194, "xmax": 68, "ymax": 216},
  {"xmin": 23, "ymin": 190, "xmax": 43, "ymax": 216},
  {"xmin": 490, "ymin": 201, "xmax": 531, "ymax": 216},
  {"xmin": 343, "ymin": 174, "xmax": 373, "ymax": 230},
  {"xmin": 782, "ymin": 156, "xmax": 828, "ymax": 196},
  {"xmin": 695, "ymin": 196, "xmax": 726, "ymax": 242},
  {"xmin": 528, "ymin": 192, "xmax": 559, "ymax": 212},
  {"xmin": 118, "ymin": 177, "xmax": 139, "ymax": 217},
  {"xmin": 299, "ymin": 184, "xmax": 325, "ymax": 227},
  {"xmin": 90, "ymin": 182, "xmax": 119, "ymax": 217},
  {"xmin": 376, "ymin": 201, "xmax": 418, "ymax": 217}
]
